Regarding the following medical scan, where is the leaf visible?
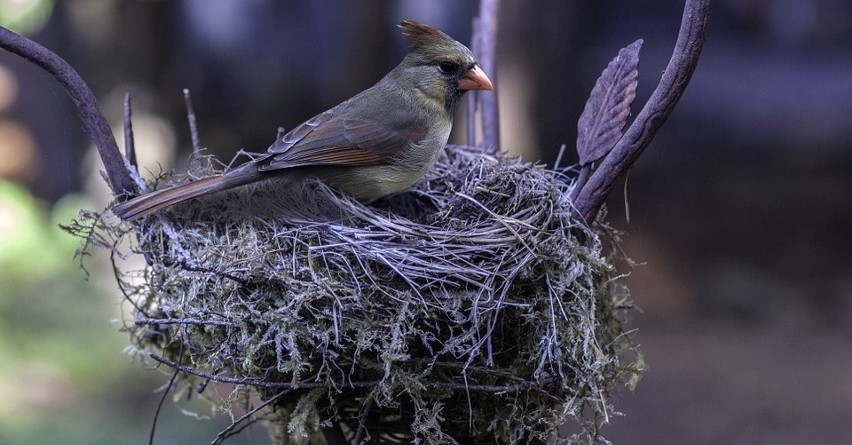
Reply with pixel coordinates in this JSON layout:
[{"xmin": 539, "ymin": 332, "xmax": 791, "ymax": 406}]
[{"xmin": 576, "ymin": 39, "xmax": 643, "ymax": 166}]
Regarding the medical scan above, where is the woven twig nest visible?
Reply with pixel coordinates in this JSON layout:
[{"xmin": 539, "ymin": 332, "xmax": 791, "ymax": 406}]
[{"xmin": 73, "ymin": 144, "xmax": 640, "ymax": 444}]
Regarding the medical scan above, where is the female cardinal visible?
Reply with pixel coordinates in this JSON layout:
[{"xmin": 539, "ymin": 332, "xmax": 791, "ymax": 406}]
[{"xmin": 112, "ymin": 20, "xmax": 492, "ymax": 220}]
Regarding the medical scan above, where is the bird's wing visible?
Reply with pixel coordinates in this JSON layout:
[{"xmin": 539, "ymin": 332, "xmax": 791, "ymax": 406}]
[{"xmin": 258, "ymin": 110, "xmax": 428, "ymax": 171}]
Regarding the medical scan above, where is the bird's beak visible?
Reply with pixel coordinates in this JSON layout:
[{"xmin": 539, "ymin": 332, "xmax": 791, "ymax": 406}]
[{"xmin": 458, "ymin": 65, "xmax": 493, "ymax": 91}]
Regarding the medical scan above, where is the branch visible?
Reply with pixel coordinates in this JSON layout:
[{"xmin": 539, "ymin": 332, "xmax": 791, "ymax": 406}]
[
  {"xmin": 466, "ymin": 19, "xmax": 480, "ymax": 148},
  {"xmin": 477, "ymin": 0, "xmax": 500, "ymax": 152},
  {"xmin": 183, "ymin": 88, "xmax": 202, "ymax": 154},
  {"xmin": 123, "ymin": 93, "xmax": 137, "ymax": 170},
  {"xmin": 0, "ymin": 26, "xmax": 136, "ymax": 196},
  {"xmin": 573, "ymin": 0, "xmax": 711, "ymax": 222},
  {"xmin": 135, "ymin": 316, "xmax": 237, "ymax": 328},
  {"xmin": 466, "ymin": 0, "xmax": 500, "ymax": 151}
]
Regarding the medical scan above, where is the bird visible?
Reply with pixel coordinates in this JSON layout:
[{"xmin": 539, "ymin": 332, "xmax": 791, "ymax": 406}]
[{"xmin": 112, "ymin": 19, "xmax": 492, "ymax": 220}]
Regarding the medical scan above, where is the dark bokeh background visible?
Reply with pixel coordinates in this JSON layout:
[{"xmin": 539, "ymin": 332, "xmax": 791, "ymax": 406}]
[{"xmin": 2, "ymin": 1, "xmax": 851, "ymax": 444}]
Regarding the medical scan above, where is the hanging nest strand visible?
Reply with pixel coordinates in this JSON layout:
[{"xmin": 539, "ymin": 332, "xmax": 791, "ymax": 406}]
[{"xmin": 69, "ymin": 144, "xmax": 641, "ymax": 444}]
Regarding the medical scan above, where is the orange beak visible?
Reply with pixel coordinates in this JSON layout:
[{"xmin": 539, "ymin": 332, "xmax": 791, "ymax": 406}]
[{"xmin": 458, "ymin": 65, "xmax": 493, "ymax": 91}]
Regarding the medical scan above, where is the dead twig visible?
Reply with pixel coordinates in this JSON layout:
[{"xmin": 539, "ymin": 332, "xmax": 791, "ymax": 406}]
[
  {"xmin": 183, "ymin": 89, "xmax": 202, "ymax": 154},
  {"xmin": 210, "ymin": 390, "xmax": 288, "ymax": 445},
  {"xmin": 123, "ymin": 92, "xmax": 137, "ymax": 170}
]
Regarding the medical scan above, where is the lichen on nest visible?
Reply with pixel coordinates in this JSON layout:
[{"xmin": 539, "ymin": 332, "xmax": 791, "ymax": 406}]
[{"xmin": 71, "ymin": 144, "xmax": 641, "ymax": 444}]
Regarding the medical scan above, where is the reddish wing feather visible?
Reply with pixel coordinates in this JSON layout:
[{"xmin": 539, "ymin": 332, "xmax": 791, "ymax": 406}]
[{"xmin": 258, "ymin": 111, "xmax": 414, "ymax": 170}]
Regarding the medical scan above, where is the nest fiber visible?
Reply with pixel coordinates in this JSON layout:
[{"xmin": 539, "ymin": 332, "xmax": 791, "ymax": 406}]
[{"xmin": 84, "ymin": 145, "xmax": 640, "ymax": 443}]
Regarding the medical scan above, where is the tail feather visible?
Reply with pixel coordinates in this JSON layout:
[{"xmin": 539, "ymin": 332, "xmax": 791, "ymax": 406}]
[{"xmin": 112, "ymin": 166, "xmax": 260, "ymax": 220}]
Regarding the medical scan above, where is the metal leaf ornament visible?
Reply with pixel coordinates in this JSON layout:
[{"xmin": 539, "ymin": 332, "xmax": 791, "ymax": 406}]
[{"xmin": 577, "ymin": 39, "xmax": 642, "ymax": 166}]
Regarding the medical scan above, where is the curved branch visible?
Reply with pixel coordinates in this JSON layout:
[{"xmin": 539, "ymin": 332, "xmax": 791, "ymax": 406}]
[
  {"xmin": 573, "ymin": 0, "xmax": 711, "ymax": 222},
  {"xmin": 0, "ymin": 26, "xmax": 136, "ymax": 196}
]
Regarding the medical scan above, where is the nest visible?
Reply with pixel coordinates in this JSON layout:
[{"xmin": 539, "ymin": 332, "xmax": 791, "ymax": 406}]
[{"xmin": 70, "ymin": 144, "xmax": 641, "ymax": 444}]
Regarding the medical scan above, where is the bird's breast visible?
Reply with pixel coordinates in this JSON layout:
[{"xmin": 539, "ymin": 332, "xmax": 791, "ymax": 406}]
[{"xmin": 398, "ymin": 118, "xmax": 451, "ymax": 173}]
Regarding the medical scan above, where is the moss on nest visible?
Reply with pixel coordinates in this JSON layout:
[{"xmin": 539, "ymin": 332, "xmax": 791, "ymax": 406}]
[{"xmin": 70, "ymin": 145, "xmax": 642, "ymax": 444}]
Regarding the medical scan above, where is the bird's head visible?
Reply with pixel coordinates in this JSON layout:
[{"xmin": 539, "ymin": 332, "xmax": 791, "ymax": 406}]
[{"xmin": 394, "ymin": 20, "xmax": 492, "ymax": 114}]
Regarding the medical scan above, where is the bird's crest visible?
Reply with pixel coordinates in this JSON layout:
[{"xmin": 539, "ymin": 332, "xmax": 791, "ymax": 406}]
[{"xmin": 399, "ymin": 20, "xmax": 454, "ymax": 49}]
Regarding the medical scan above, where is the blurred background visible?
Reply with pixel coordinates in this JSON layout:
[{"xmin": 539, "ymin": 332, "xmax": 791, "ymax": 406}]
[{"xmin": 1, "ymin": 0, "xmax": 850, "ymax": 444}]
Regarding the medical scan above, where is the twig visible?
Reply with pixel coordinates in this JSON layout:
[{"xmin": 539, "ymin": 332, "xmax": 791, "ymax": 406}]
[
  {"xmin": 149, "ymin": 367, "xmax": 179, "ymax": 445},
  {"xmin": 573, "ymin": 0, "xmax": 711, "ymax": 222},
  {"xmin": 149, "ymin": 353, "xmax": 378, "ymax": 389},
  {"xmin": 572, "ymin": 165, "xmax": 591, "ymax": 202},
  {"xmin": 466, "ymin": 18, "xmax": 480, "ymax": 147},
  {"xmin": 124, "ymin": 92, "xmax": 137, "ymax": 169},
  {"xmin": 0, "ymin": 26, "xmax": 136, "ymax": 195},
  {"xmin": 210, "ymin": 390, "xmax": 288, "ymax": 445},
  {"xmin": 476, "ymin": 0, "xmax": 500, "ymax": 152},
  {"xmin": 149, "ymin": 345, "xmax": 183, "ymax": 445},
  {"xmin": 168, "ymin": 259, "xmax": 252, "ymax": 285},
  {"xmin": 353, "ymin": 396, "xmax": 375, "ymax": 443},
  {"xmin": 322, "ymin": 421, "xmax": 349, "ymax": 445},
  {"xmin": 135, "ymin": 316, "xmax": 237, "ymax": 328},
  {"xmin": 110, "ymin": 248, "xmax": 149, "ymax": 317},
  {"xmin": 183, "ymin": 88, "xmax": 202, "ymax": 154}
]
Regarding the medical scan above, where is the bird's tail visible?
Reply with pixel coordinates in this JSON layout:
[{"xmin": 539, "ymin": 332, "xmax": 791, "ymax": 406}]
[{"xmin": 111, "ymin": 164, "xmax": 261, "ymax": 220}]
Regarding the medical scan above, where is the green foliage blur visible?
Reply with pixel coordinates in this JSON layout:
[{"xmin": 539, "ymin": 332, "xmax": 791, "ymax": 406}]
[
  {"xmin": 0, "ymin": 181, "xmax": 112, "ymax": 382},
  {"xmin": 0, "ymin": 0, "xmax": 55, "ymax": 35},
  {"xmin": 0, "ymin": 180, "xmax": 135, "ymax": 443},
  {"xmin": 0, "ymin": 181, "xmax": 246, "ymax": 445}
]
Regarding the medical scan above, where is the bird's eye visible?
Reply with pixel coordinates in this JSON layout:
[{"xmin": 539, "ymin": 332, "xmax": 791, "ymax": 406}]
[{"xmin": 438, "ymin": 61, "xmax": 459, "ymax": 74}]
